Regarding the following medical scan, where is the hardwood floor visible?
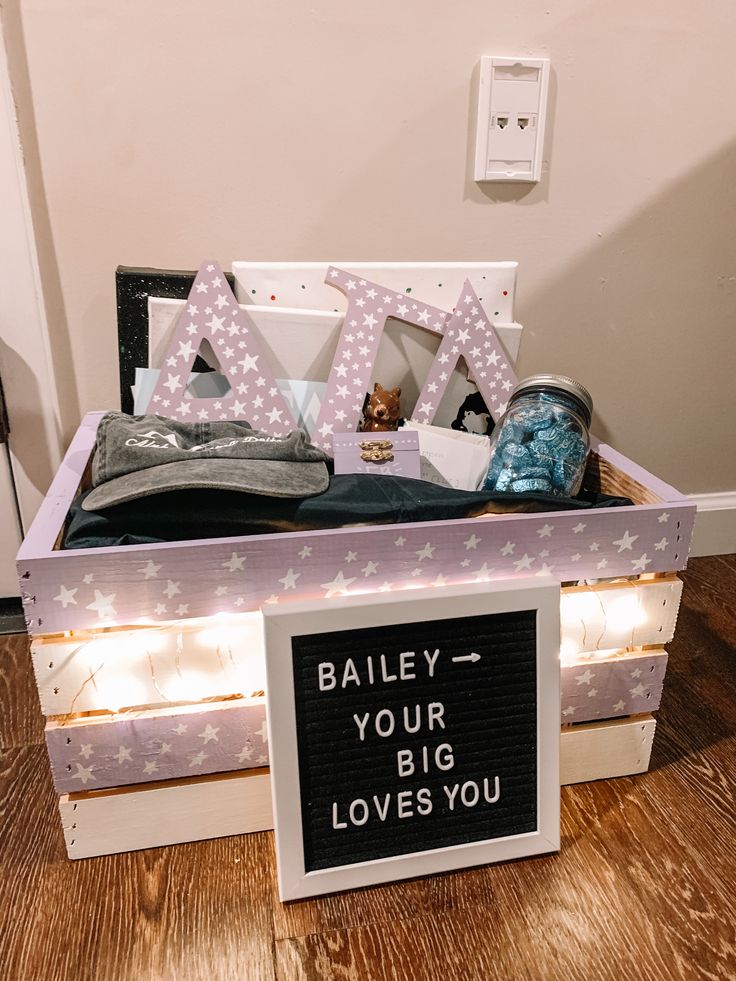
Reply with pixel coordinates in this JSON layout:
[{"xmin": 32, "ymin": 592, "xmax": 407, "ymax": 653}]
[{"xmin": 1, "ymin": 555, "xmax": 734, "ymax": 980}]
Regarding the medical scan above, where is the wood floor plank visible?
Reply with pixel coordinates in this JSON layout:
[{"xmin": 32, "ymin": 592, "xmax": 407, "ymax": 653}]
[
  {"xmin": 0, "ymin": 634, "xmax": 45, "ymax": 748},
  {"xmin": 674, "ymin": 553, "xmax": 736, "ymax": 641},
  {"xmin": 274, "ymin": 894, "xmax": 691, "ymax": 981},
  {"xmin": 0, "ymin": 746, "xmax": 66, "ymax": 981},
  {"xmin": 18, "ymin": 831, "xmax": 278, "ymax": 981}
]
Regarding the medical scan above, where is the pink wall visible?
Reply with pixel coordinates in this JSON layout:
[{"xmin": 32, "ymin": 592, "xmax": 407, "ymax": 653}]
[{"xmin": 4, "ymin": 0, "xmax": 736, "ymax": 494}]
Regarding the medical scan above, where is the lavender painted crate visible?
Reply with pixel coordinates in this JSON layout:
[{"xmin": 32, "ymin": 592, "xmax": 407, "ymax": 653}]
[
  {"xmin": 560, "ymin": 648, "xmax": 668, "ymax": 724},
  {"xmin": 31, "ymin": 613, "xmax": 266, "ymax": 716},
  {"xmin": 31, "ymin": 576, "xmax": 680, "ymax": 717},
  {"xmin": 17, "ymin": 413, "xmax": 695, "ymax": 637},
  {"xmin": 58, "ymin": 715, "xmax": 657, "ymax": 859},
  {"xmin": 45, "ymin": 697, "xmax": 267, "ymax": 793},
  {"xmin": 45, "ymin": 646, "xmax": 665, "ymax": 794}
]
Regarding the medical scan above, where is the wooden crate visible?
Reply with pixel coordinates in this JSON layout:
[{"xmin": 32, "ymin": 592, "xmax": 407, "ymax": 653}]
[
  {"xmin": 17, "ymin": 413, "xmax": 694, "ymax": 636},
  {"xmin": 32, "ymin": 566, "xmax": 680, "ymax": 796},
  {"xmin": 17, "ymin": 267, "xmax": 694, "ymax": 857},
  {"xmin": 43, "ymin": 646, "xmax": 667, "ymax": 797},
  {"xmin": 31, "ymin": 575, "xmax": 680, "ymax": 717},
  {"xmin": 16, "ymin": 410, "xmax": 692, "ymax": 859},
  {"xmin": 58, "ymin": 715, "xmax": 656, "ymax": 860}
]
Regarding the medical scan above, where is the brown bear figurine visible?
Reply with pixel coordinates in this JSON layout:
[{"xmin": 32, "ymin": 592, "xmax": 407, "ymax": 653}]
[{"xmin": 361, "ymin": 383, "xmax": 402, "ymax": 432}]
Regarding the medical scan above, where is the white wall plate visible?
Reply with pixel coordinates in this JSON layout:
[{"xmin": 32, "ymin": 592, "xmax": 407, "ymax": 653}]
[{"xmin": 474, "ymin": 57, "xmax": 550, "ymax": 183}]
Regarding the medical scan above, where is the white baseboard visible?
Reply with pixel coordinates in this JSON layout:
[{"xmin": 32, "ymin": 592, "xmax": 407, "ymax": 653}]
[{"xmin": 689, "ymin": 492, "xmax": 736, "ymax": 557}]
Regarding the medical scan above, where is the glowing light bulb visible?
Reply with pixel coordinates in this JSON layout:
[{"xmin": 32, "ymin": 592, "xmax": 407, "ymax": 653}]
[
  {"xmin": 559, "ymin": 637, "xmax": 579, "ymax": 665},
  {"xmin": 237, "ymin": 653, "xmax": 267, "ymax": 694},
  {"xmin": 101, "ymin": 675, "xmax": 147, "ymax": 713},
  {"xmin": 164, "ymin": 669, "xmax": 217, "ymax": 702},
  {"xmin": 606, "ymin": 593, "xmax": 647, "ymax": 632}
]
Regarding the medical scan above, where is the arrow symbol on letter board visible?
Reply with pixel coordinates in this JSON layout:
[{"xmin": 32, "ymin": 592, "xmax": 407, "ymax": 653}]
[{"xmin": 452, "ymin": 652, "xmax": 481, "ymax": 664}]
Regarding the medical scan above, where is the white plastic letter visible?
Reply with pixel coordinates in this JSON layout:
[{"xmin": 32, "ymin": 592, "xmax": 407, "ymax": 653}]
[
  {"xmin": 424, "ymin": 649, "xmax": 440, "ymax": 676},
  {"xmin": 397, "ymin": 749, "xmax": 415, "ymax": 777},
  {"xmin": 318, "ymin": 663, "xmax": 336, "ymax": 691},
  {"xmin": 353, "ymin": 712, "xmax": 370, "ymax": 741}
]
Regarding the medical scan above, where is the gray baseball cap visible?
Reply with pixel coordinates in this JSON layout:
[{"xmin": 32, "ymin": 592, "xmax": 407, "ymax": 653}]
[{"xmin": 82, "ymin": 412, "xmax": 330, "ymax": 511}]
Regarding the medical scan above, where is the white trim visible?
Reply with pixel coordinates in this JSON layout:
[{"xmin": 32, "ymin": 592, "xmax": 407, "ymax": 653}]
[
  {"xmin": 0, "ymin": 23, "xmax": 63, "ymax": 530},
  {"xmin": 263, "ymin": 578, "xmax": 560, "ymax": 901},
  {"xmin": 689, "ymin": 491, "xmax": 736, "ymax": 558}
]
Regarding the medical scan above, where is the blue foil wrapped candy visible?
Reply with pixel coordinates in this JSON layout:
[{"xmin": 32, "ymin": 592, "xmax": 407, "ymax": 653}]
[{"xmin": 482, "ymin": 375, "xmax": 593, "ymax": 497}]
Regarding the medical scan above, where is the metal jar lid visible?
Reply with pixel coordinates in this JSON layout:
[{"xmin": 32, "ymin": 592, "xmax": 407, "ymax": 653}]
[{"xmin": 509, "ymin": 374, "xmax": 593, "ymax": 425}]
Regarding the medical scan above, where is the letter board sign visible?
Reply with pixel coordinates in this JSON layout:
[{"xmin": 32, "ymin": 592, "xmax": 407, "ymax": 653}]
[{"xmin": 263, "ymin": 578, "xmax": 560, "ymax": 900}]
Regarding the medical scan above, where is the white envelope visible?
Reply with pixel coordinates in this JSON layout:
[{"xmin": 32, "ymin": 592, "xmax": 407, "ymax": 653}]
[{"xmin": 402, "ymin": 420, "xmax": 492, "ymax": 491}]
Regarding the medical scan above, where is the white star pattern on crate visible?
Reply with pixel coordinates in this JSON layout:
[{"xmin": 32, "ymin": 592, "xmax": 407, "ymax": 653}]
[
  {"xmin": 575, "ymin": 669, "xmax": 594, "ymax": 686},
  {"xmin": 49, "ymin": 702, "xmax": 271, "ymax": 793},
  {"xmin": 279, "ymin": 568, "xmax": 301, "ymax": 590},
  {"xmin": 53, "ymin": 585, "xmax": 78, "ymax": 608},
  {"xmin": 138, "ymin": 560, "xmax": 162, "ymax": 580},
  {"xmin": 145, "ymin": 260, "xmax": 294, "ymax": 430},
  {"xmin": 613, "ymin": 530, "xmax": 638, "ymax": 552},
  {"xmin": 86, "ymin": 590, "xmax": 117, "ymax": 619},
  {"xmin": 198, "ymin": 725, "xmax": 220, "ymax": 744},
  {"xmin": 320, "ymin": 570, "xmax": 357, "ymax": 598},
  {"xmin": 632, "ymin": 553, "xmax": 652, "ymax": 572},
  {"xmin": 48, "ymin": 452, "xmax": 683, "ymax": 632},
  {"xmin": 71, "ymin": 763, "xmax": 95, "ymax": 785},
  {"xmin": 558, "ymin": 649, "xmax": 668, "ymax": 722},
  {"xmin": 222, "ymin": 552, "xmax": 245, "ymax": 572}
]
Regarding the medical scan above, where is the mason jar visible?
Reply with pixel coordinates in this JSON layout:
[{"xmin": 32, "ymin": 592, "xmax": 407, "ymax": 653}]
[{"xmin": 483, "ymin": 374, "xmax": 593, "ymax": 497}]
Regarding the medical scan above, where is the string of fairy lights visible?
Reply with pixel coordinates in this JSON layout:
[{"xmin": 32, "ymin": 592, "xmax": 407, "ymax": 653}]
[{"xmin": 41, "ymin": 581, "xmax": 670, "ymax": 716}]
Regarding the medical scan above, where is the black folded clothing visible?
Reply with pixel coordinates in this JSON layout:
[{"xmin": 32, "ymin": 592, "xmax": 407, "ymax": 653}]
[{"xmin": 62, "ymin": 474, "xmax": 633, "ymax": 549}]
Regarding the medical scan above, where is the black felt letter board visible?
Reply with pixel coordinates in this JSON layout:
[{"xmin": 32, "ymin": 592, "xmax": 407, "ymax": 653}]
[{"xmin": 291, "ymin": 610, "xmax": 537, "ymax": 872}]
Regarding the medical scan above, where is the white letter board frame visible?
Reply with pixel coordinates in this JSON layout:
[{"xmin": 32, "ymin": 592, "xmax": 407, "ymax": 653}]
[{"xmin": 263, "ymin": 577, "xmax": 560, "ymax": 901}]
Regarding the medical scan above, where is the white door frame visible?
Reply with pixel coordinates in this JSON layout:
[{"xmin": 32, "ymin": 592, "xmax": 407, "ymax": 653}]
[{"xmin": 0, "ymin": 19, "xmax": 63, "ymax": 534}]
